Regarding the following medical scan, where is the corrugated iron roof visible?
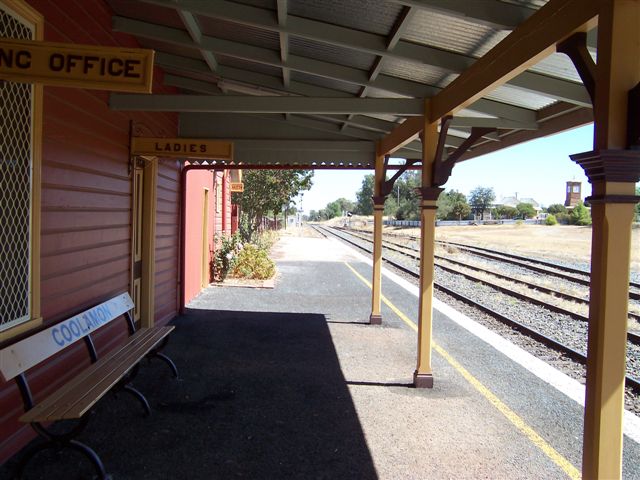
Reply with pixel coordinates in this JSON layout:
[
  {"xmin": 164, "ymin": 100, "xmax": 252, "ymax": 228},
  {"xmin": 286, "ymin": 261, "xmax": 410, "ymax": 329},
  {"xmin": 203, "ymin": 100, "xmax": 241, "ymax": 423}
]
[
  {"xmin": 197, "ymin": 16, "xmax": 281, "ymax": 51},
  {"xmin": 289, "ymin": 0, "xmax": 402, "ymax": 36},
  {"xmin": 105, "ymin": 0, "xmax": 596, "ymax": 164},
  {"xmin": 217, "ymin": 56, "xmax": 283, "ymax": 78},
  {"xmin": 402, "ymin": 9, "xmax": 499, "ymax": 56},
  {"xmin": 484, "ymin": 84, "xmax": 558, "ymax": 110},
  {"xmin": 289, "ymin": 36, "xmax": 377, "ymax": 71},
  {"xmin": 291, "ymin": 71, "xmax": 362, "ymax": 95}
]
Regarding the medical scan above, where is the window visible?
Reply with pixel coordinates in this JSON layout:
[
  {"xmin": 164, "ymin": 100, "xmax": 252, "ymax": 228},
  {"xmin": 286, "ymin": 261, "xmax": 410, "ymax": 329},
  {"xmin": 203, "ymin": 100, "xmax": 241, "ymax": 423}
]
[
  {"xmin": 0, "ymin": 0, "xmax": 43, "ymax": 339},
  {"xmin": 573, "ymin": 185, "xmax": 580, "ymax": 193},
  {"xmin": 567, "ymin": 185, "xmax": 571, "ymax": 193}
]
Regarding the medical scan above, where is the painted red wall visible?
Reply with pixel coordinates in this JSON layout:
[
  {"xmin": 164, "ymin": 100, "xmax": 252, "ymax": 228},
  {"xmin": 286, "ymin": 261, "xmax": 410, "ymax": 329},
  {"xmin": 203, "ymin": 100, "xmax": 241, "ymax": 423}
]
[
  {"xmin": 184, "ymin": 170, "xmax": 215, "ymax": 305},
  {"xmin": 183, "ymin": 169, "xmax": 234, "ymax": 305},
  {"xmin": 0, "ymin": 0, "xmax": 180, "ymax": 463}
]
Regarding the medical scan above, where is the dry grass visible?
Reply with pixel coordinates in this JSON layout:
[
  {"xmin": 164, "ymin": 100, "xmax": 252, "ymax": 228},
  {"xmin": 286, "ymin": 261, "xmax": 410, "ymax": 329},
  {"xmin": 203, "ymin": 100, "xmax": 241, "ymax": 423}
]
[{"xmin": 385, "ymin": 224, "xmax": 640, "ymax": 273}]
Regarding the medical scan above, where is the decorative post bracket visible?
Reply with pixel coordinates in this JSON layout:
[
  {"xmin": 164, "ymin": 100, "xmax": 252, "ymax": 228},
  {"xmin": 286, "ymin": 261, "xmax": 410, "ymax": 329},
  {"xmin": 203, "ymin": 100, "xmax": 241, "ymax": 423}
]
[
  {"xmin": 557, "ymin": 32, "xmax": 596, "ymax": 106},
  {"xmin": 372, "ymin": 155, "xmax": 420, "ymax": 205},
  {"xmin": 431, "ymin": 116, "xmax": 496, "ymax": 187}
]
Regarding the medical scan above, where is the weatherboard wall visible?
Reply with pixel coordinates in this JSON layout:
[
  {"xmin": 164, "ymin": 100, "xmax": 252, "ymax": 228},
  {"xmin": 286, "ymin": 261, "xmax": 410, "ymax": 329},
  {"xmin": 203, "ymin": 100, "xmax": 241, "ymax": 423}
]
[
  {"xmin": 184, "ymin": 169, "xmax": 215, "ymax": 306},
  {"xmin": 0, "ymin": 0, "xmax": 180, "ymax": 463}
]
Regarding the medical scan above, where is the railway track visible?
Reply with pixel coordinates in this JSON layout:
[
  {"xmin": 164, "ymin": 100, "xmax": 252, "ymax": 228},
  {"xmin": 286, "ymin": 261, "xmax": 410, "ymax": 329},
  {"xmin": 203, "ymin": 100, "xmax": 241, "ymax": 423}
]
[
  {"xmin": 313, "ymin": 224, "xmax": 640, "ymax": 392},
  {"xmin": 342, "ymin": 226, "xmax": 640, "ymax": 302},
  {"xmin": 337, "ymin": 227, "xmax": 640, "ymax": 324}
]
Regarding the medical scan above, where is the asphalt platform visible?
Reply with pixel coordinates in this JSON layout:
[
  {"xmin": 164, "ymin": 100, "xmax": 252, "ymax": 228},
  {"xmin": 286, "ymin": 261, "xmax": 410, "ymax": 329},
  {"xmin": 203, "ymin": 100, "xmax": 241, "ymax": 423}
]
[{"xmin": 3, "ymin": 229, "xmax": 640, "ymax": 479}]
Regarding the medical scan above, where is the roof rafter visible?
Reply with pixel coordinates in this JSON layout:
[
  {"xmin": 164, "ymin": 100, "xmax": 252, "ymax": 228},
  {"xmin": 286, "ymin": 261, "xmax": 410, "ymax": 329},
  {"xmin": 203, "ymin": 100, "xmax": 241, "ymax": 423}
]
[
  {"xmin": 176, "ymin": 10, "xmax": 218, "ymax": 72},
  {"xmin": 135, "ymin": 0, "xmax": 591, "ymax": 106},
  {"xmin": 113, "ymin": 15, "xmax": 538, "ymax": 122},
  {"xmin": 342, "ymin": 5, "xmax": 417, "ymax": 131},
  {"xmin": 110, "ymin": 95, "xmax": 425, "ymax": 115},
  {"xmin": 276, "ymin": 0, "xmax": 289, "ymax": 89}
]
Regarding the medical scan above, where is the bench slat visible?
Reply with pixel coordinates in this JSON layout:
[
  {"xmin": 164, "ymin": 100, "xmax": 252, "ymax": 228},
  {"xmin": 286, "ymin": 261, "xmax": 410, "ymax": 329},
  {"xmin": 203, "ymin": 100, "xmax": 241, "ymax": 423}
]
[
  {"xmin": 58, "ymin": 327, "xmax": 173, "ymax": 420},
  {"xmin": 20, "ymin": 326, "xmax": 173, "ymax": 423},
  {"xmin": 44, "ymin": 329, "xmax": 167, "ymax": 421},
  {"xmin": 17, "ymin": 332, "xmax": 148, "ymax": 422},
  {"xmin": 17, "ymin": 329, "xmax": 153, "ymax": 421}
]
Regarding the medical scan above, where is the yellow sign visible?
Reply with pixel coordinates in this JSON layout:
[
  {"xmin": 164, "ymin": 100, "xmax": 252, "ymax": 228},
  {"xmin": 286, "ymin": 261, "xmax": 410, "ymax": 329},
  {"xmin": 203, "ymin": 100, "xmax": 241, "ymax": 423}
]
[
  {"xmin": 131, "ymin": 137, "xmax": 234, "ymax": 160},
  {"xmin": 0, "ymin": 38, "xmax": 154, "ymax": 93},
  {"xmin": 230, "ymin": 182, "xmax": 244, "ymax": 193}
]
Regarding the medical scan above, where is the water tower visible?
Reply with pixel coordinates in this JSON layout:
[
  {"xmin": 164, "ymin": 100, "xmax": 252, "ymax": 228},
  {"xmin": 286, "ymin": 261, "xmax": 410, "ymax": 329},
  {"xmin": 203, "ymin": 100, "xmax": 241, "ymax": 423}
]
[{"xmin": 564, "ymin": 181, "xmax": 582, "ymax": 207}]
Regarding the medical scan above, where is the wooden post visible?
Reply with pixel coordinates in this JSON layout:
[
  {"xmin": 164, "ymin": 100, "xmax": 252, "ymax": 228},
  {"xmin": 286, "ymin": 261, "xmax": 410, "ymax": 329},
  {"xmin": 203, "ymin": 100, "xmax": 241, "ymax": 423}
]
[
  {"xmin": 576, "ymin": 1, "xmax": 640, "ymax": 478},
  {"xmin": 414, "ymin": 102, "xmax": 442, "ymax": 388},
  {"xmin": 369, "ymin": 151, "xmax": 385, "ymax": 325}
]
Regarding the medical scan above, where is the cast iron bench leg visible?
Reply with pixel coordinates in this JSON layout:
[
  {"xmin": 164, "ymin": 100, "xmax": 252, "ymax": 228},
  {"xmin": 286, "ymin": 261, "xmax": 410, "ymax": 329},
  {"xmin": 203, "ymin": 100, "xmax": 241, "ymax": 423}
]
[
  {"xmin": 147, "ymin": 337, "xmax": 179, "ymax": 379},
  {"xmin": 16, "ymin": 419, "xmax": 110, "ymax": 480}
]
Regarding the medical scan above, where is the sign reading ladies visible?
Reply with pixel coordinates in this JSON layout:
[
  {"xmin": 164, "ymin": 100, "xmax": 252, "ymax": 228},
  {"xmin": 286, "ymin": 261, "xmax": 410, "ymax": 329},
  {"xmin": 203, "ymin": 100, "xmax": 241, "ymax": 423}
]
[{"xmin": 0, "ymin": 38, "xmax": 154, "ymax": 93}]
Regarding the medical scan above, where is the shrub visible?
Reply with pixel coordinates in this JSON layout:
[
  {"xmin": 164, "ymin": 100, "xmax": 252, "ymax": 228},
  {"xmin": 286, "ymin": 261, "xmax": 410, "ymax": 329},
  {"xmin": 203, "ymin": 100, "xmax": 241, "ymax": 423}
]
[
  {"xmin": 211, "ymin": 234, "xmax": 243, "ymax": 282},
  {"xmin": 515, "ymin": 219, "xmax": 524, "ymax": 226},
  {"xmin": 555, "ymin": 212, "xmax": 573, "ymax": 225},
  {"xmin": 231, "ymin": 244, "xmax": 276, "ymax": 280},
  {"xmin": 547, "ymin": 204, "xmax": 567, "ymax": 215},
  {"xmin": 571, "ymin": 202, "xmax": 592, "ymax": 226},
  {"xmin": 253, "ymin": 230, "xmax": 278, "ymax": 251},
  {"xmin": 545, "ymin": 214, "xmax": 558, "ymax": 225}
]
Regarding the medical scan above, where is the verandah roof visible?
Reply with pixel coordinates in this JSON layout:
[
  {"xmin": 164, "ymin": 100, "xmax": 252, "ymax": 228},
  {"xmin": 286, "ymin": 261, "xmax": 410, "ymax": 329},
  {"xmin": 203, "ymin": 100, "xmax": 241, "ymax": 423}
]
[{"xmin": 107, "ymin": 0, "xmax": 594, "ymax": 168}]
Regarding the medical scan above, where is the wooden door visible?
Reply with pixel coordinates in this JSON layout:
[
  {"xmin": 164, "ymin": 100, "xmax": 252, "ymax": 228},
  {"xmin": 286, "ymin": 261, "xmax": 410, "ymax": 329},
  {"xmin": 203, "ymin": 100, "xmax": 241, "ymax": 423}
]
[
  {"xmin": 132, "ymin": 163, "xmax": 144, "ymax": 322},
  {"xmin": 131, "ymin": 156, "xmax": 157, "ymax": 327}
]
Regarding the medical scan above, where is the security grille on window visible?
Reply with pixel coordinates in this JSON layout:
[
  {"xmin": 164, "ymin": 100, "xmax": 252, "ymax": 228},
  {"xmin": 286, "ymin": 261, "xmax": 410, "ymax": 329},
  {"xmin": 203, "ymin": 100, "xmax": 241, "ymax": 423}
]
[{"xmin": 0, "ymin": 7, "xmax": 34, "ymax": 331}]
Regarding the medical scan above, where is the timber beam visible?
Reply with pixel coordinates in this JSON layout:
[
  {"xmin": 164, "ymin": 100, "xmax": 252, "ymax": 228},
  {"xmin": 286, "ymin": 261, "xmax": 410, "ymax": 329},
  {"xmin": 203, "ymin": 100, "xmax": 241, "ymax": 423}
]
[{"xmin": 428, "ymin": 0, "xmax": 598, "ymax": 122}]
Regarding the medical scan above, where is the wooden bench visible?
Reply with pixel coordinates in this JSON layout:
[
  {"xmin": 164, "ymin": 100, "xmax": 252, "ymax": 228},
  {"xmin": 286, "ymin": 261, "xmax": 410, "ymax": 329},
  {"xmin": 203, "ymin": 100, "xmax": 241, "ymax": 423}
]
[{"xmin": 0, "ymin": 293, "xmax": 178, "ymax": 479}]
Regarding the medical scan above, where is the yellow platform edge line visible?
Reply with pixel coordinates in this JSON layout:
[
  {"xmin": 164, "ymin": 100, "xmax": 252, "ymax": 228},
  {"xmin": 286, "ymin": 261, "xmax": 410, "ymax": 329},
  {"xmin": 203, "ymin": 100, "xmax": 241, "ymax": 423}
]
[{"xmin": 343, "ymin": 261, "xmax": 581, "ymax": 480}]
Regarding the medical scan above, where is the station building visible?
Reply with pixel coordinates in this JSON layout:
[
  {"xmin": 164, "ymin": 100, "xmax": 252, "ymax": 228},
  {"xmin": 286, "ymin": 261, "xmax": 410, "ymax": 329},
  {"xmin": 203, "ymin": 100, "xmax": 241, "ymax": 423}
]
[{"xmin": 1, "ymin": 0, "xmax": 639, "ymax": 478}]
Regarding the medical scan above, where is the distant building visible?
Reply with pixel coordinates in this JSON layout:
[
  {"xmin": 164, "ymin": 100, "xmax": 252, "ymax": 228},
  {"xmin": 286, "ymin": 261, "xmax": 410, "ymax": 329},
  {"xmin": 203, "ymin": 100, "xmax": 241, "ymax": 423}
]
[
  {"xmin": 565, "ymin": 181, "xmax": 582, "ymax": 207},
  {"xmin": 499, "ymin": 194, "xmax": 541, "ymax": 211},
  {"xmin": 493, "ymin": 194, "xmax": 542, "ymax": 218}
]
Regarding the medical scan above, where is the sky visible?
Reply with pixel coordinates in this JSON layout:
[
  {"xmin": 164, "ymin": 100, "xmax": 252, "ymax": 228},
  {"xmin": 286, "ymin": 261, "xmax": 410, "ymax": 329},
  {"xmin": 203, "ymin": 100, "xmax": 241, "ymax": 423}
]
[{"xmin": 300, "ymin": 124, "xmax": 595, "ymax": 214}]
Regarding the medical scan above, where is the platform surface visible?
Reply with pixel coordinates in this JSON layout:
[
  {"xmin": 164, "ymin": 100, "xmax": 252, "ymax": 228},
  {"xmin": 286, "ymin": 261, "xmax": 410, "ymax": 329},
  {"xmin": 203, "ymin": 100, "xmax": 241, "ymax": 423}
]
[{"xmin": 4, "ymin": 232, "xmax": 640, "ymax": 479}]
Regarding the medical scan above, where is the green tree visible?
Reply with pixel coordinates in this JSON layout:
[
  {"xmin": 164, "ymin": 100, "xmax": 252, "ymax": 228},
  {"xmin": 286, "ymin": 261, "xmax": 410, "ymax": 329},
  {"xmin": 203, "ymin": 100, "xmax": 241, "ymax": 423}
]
[
  {"xmin": 547, "ymin": 203, "xmax": 567, "ymax": 215},
  {"xmin": 437, "ymin": 190, "xmax": 469, "ymax": 221},
  {"xmin": 334, "ymin": 197, "xmax": 356, "ymax": 215},
  {"xmin": 356, "ymin": 171, "xmax": 421, "ymax": 219},
  {"xmin": 571, "ymin": 201, "xmax": 592, "ymax": 226},
  {"xmin": 355, "ymin": 174, "xmax": 375, "ymax": 215},
  {"xmin": 236, "ymin": 170, "xmax": 313, "ymax": 240},
  {"xmin": 495, "ymin": 205, "xmax": 518, "ymax": 219},
  {"xmin": 324, "ymin": 200, "xmax": 343, "ymax": 219},
  {"xmin": 451, "ymin": 199, "xmax": 471, "ymax": 221},
  {"xmin": 516, "ymin": 202, "xmax": 536, "ymax": 219},
  {"xmin": 469, "ymin": 187, "xmax": 496, "ymax": 220},
  {"xmin": 308, "ymin": 210, "xmax": 320, "ymax": 221}
]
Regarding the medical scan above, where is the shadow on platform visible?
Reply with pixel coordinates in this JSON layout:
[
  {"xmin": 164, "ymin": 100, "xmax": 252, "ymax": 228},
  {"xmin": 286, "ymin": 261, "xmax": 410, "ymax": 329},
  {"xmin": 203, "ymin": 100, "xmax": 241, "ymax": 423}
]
[{"xmin": 3, "ymin": 309, "xmax": 378, "ymax": 480}]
